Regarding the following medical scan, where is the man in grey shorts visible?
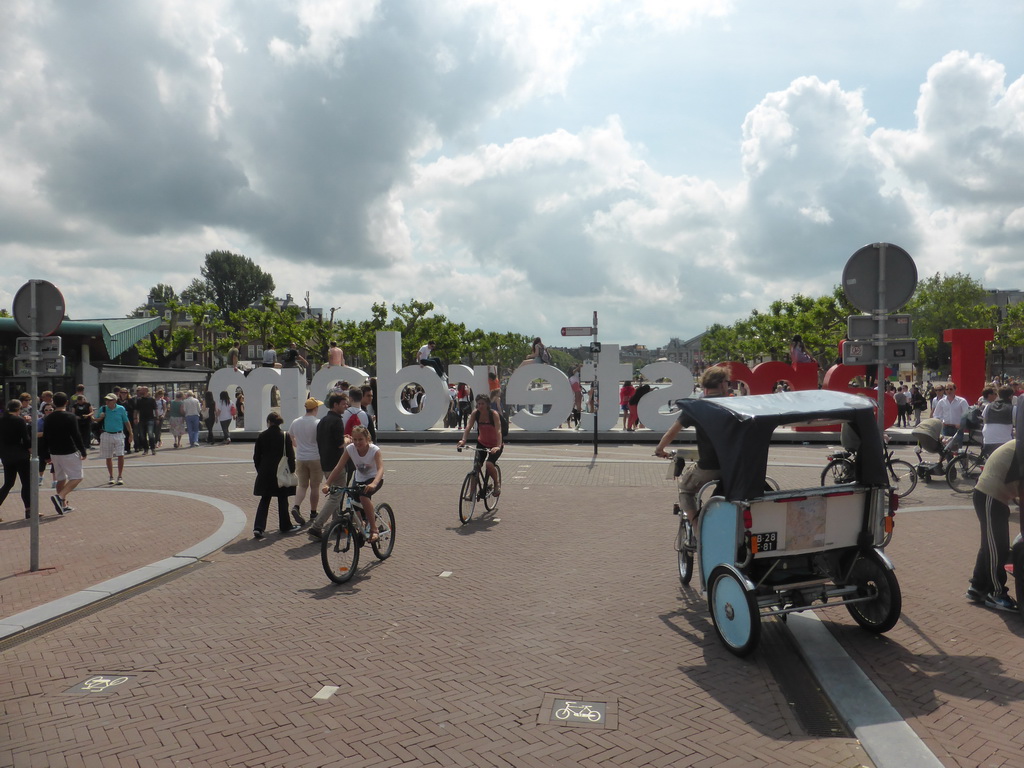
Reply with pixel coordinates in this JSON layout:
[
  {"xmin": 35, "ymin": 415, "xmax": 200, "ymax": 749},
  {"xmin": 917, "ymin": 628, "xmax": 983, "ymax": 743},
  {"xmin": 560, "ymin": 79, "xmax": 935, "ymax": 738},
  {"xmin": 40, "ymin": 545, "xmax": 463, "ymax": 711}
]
[{"xmin": 654, "ymin": 365, "xmax": 731, "ymax": 520}]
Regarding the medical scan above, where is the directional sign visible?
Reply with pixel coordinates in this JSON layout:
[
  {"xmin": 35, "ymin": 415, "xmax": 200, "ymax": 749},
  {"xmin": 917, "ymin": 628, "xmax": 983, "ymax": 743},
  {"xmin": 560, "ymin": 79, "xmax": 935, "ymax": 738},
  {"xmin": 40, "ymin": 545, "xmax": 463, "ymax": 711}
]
[
  {"xmin": 842, "ymin": 340, "xmax": 918, "ymax": 366},
  {"xmin": 561, "ymin": 327, "xmax": 595, "ymax": 336},
  {"xmin": 847, "ymin": 315, "xmax": 912, "ymax": 340},
  {"xmin": 16, "ymin": 336, "xmax": 62, "ymax": 358}
]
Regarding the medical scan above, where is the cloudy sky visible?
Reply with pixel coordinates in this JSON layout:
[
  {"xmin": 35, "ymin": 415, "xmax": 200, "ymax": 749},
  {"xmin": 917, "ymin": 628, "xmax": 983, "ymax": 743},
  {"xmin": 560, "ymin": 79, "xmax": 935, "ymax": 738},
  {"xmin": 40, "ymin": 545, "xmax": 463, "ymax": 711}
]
[{"xmin": 2, "ymin": 0, "xmax": 1023, "ymax": 346}]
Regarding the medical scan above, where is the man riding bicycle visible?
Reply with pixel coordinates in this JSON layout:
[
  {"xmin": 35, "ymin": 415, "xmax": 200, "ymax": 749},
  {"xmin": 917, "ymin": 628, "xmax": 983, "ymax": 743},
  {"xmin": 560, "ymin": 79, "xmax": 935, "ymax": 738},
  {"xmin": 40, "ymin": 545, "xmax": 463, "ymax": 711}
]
[
  {"xmin": 654, "ymin": 365, "xmax": 731, "ymax": 521},
  {"xmin": 457, "ymin": 394, "xmax": 503, "ymax": 498}
]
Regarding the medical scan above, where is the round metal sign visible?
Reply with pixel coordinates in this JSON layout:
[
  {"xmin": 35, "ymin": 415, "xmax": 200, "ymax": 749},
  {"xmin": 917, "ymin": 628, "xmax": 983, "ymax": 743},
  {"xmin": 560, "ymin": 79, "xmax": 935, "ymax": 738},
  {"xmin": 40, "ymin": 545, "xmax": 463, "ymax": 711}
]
[
  {"xmin": 842, "ymin": 243, "xmax": 917, "ymax": 313},
  {"xmin": 12, "ymin": 280, "xmax": 66, "ymax": 336}
]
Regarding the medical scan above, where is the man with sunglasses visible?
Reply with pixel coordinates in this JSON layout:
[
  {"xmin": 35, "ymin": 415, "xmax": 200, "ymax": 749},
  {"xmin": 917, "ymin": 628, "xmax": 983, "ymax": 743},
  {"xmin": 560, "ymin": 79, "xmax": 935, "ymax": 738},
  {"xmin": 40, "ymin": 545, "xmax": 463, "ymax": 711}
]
[{"xmin": 933, "ymin": 382, "xmax": 970, "ymax": 439}]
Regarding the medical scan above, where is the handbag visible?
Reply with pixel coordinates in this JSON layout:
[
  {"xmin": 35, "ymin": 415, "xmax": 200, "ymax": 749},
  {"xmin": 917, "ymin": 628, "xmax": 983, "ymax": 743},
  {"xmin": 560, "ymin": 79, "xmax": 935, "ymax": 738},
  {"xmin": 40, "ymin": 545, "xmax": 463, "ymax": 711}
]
[{"xmin": 276, "ymin": 438, "xmax": 298, "ymax": 487}]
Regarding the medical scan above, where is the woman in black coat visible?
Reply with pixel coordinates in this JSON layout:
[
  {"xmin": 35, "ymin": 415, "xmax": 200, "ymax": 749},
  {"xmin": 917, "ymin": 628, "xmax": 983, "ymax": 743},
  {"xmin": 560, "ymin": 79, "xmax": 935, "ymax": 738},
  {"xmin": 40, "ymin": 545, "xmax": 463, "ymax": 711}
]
[
  {"xmin": 0, "ymin": 399, "xmax": 32, "ymax": 520},
  {"xmin": 203, "ymin": 391, "xmax": 217, "ymax": 444},
  {"xmin": 252, "ymin": 412, "xmax": 297, "ymax": 539}
]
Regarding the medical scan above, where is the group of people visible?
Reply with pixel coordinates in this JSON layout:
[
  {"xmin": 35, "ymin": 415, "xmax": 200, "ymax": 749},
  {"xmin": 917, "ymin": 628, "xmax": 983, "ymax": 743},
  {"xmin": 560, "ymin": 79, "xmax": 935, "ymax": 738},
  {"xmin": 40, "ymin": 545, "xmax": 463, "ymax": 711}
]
[{"xmin": 251, "ymin": 385, "xmax": 383, "ymax": 541}]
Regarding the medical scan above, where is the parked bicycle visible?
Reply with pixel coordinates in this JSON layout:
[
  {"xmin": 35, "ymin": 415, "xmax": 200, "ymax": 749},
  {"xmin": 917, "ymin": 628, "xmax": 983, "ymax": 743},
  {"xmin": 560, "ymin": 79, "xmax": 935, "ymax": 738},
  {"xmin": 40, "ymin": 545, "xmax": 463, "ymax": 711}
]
[
  {"xmin": 912, "ymin": 417, "xmax": 984, "ymax": 494},
  {"xmin": 320, "ymin": 484, "xmax": 395, "ymax": 584},
  {"xmin": 456, "ymin": 445, "xmax": 501, "ymax": 524},
  {"xmin": 821, "ymin": 442, "xmax": 917, "ymax": 498}
]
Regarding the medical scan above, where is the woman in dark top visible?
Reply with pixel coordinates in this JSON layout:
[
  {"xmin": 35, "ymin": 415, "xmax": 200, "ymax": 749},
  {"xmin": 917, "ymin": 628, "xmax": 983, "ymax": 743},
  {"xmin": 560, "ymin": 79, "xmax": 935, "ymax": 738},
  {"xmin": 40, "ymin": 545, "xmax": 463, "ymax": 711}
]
[
  {"xmin": 252, "ymin": 412, "xmax": 297, "ymax": 539},
  {"xmin": 203, "ymin": 391, "xmax": 217, "ymax": 444},
  {"xmin": 0, "ymin": 399, "xmax": 32, "ymax": 520}
]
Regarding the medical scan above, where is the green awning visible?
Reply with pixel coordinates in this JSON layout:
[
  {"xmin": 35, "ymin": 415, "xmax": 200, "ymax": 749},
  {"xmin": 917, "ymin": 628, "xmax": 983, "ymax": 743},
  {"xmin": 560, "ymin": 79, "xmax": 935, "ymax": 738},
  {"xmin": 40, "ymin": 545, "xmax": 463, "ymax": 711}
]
[{"xmin": 0, "ymin": 316, "xmax": 162, "ymax": 359}]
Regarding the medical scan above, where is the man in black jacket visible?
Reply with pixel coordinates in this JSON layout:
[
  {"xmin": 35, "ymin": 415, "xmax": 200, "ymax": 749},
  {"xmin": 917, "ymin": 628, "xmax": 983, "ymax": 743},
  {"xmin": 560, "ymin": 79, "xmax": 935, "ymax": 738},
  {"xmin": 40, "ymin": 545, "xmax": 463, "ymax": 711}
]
[
  {"xmin": 309, "ymin": 392, "xmax": 350, "ymax": 538},
  {"xmin": 43, "ymin": 392, "xmax": 87, "ymax": 514}
]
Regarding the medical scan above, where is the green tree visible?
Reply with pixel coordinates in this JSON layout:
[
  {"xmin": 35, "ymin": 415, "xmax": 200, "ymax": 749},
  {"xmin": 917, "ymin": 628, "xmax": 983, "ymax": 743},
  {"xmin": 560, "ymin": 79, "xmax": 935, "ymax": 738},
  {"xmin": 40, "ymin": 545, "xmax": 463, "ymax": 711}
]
[
  {"xmin": 193, "ymin": 251, "xmax": 275, "ymax": 322},
  {"xmin": 905, "ymin": 273, "xmax": 995, "ymax": 372}
]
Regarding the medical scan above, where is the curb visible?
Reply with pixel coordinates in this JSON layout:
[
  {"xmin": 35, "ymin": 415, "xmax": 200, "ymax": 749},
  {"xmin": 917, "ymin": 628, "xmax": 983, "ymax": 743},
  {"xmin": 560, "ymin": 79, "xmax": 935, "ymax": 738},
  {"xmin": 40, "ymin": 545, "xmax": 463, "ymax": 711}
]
[{"xmin": 0, "ymin": 489, "xmax": 247, "ymax": 640}]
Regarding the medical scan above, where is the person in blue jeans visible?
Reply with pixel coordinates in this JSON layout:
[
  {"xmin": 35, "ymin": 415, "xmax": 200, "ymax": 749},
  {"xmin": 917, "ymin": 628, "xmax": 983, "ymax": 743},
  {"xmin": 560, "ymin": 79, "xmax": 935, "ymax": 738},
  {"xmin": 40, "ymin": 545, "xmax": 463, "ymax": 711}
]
[{"xmin": 182, "ymin": 390, "xmax": 202, "ymax": 448}]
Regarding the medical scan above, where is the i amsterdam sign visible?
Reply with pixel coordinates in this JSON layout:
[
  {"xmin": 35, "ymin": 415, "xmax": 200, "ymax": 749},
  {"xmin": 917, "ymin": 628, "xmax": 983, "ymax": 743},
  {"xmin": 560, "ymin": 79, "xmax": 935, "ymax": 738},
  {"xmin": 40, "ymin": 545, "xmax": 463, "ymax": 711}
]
[{"xmin": 207, "ymin": 329, "xmax": 994, "ymax": 434}]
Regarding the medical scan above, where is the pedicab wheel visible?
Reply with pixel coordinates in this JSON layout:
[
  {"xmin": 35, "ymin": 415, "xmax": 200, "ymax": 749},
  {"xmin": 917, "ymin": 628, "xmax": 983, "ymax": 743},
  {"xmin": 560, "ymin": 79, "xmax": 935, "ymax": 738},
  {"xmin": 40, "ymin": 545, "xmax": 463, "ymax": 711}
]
[
  {"xmin": 676, "ymin": 517, "xmax": 695, "ymax": 586},
  {"xmin": 887, "ymin": 458, "xmax": 918, "ymax": 498},
  {"xmin": 707, "ymin": 564, "xmax": 761, "ymax": 657},
  {"xmin": 322, "ymin": 520, "xmax": 359, "ymax": 584},
  {"xmin": 371, "ymin": 503, "xmax": 395, "ymax": 560},
  {"xmin": 844, "ymin": 549, "xmax": 901, "ymax": 633},
  {"xmin": 946, "ymin": 454, "xmax": 983, "ymax": 494},
  {"xmin": 820, "ymin": 458, "xmax": 855, "ymax": 487},
  {"xmin": 458, "ymin": 473, "xmax": 477, "ymax": 524}
]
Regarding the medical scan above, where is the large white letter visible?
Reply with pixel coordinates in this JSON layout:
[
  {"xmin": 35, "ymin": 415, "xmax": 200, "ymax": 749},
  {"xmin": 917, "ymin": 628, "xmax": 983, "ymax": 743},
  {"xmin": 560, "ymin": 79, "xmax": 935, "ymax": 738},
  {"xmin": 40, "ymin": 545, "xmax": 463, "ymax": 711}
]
[
  {"xmin": 577, "ymin": 345, "xmax": 632, "ymax": 432},
  {"xmin": 208, "ymin": 367, "xmax": 305, "ymax": 429},
  {"xmin": 505, "ymin": 364, "xmax": 573, "ymax": 432},
  {"xmin": 375, "ymin": 331, "xmax": 449, "ymax": 431},
  {"xmin": 636, "ymin": 361, "xmax": 694, "ymax": 432},
  {"xmin": 310, "ymin": 365, "xmax": 370, "ymax": 413}
]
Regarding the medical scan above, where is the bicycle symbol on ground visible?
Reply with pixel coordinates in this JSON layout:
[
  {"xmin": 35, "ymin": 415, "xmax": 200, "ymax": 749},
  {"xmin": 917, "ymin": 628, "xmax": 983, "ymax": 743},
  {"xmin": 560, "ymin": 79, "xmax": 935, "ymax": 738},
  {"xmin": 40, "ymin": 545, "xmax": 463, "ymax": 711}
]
[{"xmin": 554, "ymin": 701, "xmax": 603, "ymax": 722}]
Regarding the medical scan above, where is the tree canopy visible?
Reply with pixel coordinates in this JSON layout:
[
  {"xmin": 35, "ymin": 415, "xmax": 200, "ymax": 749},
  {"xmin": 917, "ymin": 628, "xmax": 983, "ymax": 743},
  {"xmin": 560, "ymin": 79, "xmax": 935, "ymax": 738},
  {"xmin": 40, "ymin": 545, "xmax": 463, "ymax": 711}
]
[{"xmin": 193, "ymin": 251, "xmax": 275, "ymax": 321}]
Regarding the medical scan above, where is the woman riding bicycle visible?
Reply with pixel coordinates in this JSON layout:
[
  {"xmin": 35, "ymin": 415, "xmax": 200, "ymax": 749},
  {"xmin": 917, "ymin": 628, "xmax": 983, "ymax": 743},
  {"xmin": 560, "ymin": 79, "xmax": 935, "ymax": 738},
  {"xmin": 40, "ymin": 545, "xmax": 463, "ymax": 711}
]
[
  {"xmin": 457, "ymin": 394, "xmax": 503, "ymax": 497},
  {"xmin": 322, "ymin": 426, "xmax": 383, "ymax": 543}
]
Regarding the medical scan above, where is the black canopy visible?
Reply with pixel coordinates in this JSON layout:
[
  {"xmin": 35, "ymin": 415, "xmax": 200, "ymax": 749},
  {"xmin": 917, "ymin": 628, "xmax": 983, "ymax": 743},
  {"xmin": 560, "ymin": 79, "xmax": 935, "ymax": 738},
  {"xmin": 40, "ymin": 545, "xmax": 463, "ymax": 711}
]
[{"xmin": 675, "ymin": 390, "xmax": 887, "ymax": 500}]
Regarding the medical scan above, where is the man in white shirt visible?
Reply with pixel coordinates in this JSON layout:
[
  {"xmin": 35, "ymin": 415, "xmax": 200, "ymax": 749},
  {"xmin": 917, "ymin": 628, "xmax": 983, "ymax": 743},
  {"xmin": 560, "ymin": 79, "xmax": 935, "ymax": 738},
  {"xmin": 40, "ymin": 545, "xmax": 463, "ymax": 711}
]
[
  {"xmin": 288, "ymin": 398, "xmax": 323, "ymax": 526},
  {"xmin": 932, "ymin": 382, "xmax": 970, "ymax": 438},
  {"xmin": 417, "ymin": 340, "xmax": 444, "ymax": 378}
]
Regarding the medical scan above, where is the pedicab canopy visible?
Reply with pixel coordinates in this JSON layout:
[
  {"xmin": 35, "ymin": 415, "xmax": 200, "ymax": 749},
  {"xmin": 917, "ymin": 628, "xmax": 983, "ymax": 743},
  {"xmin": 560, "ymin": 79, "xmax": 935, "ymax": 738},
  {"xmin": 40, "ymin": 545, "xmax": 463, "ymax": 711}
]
[{"xmin": 675, "ymin": 389, "xmax": 888, "ymax": 500}]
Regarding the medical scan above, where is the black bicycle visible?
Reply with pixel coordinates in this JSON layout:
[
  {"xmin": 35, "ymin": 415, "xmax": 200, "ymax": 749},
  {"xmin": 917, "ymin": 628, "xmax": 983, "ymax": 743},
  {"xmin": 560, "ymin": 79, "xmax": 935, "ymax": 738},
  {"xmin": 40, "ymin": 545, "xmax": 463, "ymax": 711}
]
[
  {"xmin": 821, "ymin": 446, "xmax": 917, "ymax": 498},
  {"xmin": 321, "ymin": 485, "xmax": 395, "ymax": 584},
  {"xmin": 457, "ymin": 445, "xmax": 501, "ymax": 524}
]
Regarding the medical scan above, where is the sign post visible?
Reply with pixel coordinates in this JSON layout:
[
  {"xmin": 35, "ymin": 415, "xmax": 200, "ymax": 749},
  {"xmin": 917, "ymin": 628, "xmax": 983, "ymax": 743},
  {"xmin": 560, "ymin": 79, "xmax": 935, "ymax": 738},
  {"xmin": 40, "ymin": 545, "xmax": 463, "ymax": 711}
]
[
  {"xmin": 12, "ymin": 280, "xmax": 66, "ymax": 573},
  {"xmin": 842, "ymin": 244, "xmax": 917, "ymax": 433},
  {"xmin": 565, "ymin": 318, "xmax": 599, "ymax": 454}
]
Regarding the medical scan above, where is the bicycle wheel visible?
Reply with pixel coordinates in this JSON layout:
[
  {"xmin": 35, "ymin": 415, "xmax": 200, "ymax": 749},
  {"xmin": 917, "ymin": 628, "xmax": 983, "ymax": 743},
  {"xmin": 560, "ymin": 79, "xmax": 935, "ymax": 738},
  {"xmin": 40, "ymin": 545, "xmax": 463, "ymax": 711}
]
[
  {"xmin": 371, "ymin": 503, "xmax": 395, "ymax": 560},
  {"xmin": 887, "ymin": 458, "xmax": 917, "ymax": 498},
  {"xmin": 322, "ymin": 518, "xmax": 359, "ymax": 584},
  {"xmin": 820, "ymin": 458, "xmax": 855, "ymax": 486},
  {"xmin": 458, "ymin": 473, "xmax": 478, "ymax": 524},
  {"xmin": 676, "ymin": 517, "xmax": 695, "ymax": 586},
  {"xmin": 844, "ymin": 550, "xmax": 901, "ymax": 633},
  {"xmin": 483, "ymin": 464, "xmax": 502, "ymax": 512},
  {"xmin": 947, "ymin": 454, "xmax": 983, "ymax": 494}
]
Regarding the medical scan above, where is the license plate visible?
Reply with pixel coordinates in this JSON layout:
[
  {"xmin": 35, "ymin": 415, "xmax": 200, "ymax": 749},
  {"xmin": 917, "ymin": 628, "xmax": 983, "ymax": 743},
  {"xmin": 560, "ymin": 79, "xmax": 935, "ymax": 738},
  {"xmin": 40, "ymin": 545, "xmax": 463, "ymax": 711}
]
[{"xmin": 754, "ymin": 532, "xmax": 778, "ymax": 552}]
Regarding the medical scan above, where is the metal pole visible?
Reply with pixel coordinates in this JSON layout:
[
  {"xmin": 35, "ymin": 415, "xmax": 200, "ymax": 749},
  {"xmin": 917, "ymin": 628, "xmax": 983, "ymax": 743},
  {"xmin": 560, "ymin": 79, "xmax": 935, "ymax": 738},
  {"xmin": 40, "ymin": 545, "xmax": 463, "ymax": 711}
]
[
  {"xmin": 876, "ymin": 244, "xmax": 887, "ymax": 435},
  {"xmin": 592, "ymin": 311, "xmax": 599, "ymax": 457},
  {"xmin": 29, "ymin": 281, "xmax": 40, "ymax": 572}
]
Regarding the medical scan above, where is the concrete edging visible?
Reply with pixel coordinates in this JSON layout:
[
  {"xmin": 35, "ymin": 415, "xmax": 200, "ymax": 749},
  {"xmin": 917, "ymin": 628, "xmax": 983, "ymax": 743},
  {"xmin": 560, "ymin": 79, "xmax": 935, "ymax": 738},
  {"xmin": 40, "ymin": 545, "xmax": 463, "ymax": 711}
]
[{"xmin": 0, "ymin": 489, "xmax": 247, "ymax": 641}]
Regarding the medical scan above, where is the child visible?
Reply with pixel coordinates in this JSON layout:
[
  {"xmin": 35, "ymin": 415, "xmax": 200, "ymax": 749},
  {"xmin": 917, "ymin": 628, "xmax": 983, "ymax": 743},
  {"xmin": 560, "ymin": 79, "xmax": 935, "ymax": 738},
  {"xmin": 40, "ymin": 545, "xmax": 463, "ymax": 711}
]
[{"xmin": 322, "ymin": 426, "xmax": 383, "ymax": 542}]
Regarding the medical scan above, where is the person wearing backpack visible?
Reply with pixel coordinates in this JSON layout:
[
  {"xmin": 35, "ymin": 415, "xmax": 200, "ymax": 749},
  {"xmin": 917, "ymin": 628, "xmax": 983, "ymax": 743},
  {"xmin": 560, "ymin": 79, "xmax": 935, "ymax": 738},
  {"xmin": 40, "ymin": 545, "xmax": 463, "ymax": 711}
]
[{"xmin": 343, "ymin": 388, "xmax": 369, "ymax": 438}]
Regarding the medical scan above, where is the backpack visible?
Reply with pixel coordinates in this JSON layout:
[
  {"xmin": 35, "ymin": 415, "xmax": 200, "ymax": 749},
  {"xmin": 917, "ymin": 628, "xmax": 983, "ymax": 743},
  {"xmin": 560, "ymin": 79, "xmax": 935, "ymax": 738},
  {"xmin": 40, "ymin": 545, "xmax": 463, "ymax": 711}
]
[
  {"xmin": 540, "ymin": 347, "xmax": 552, "ymax": 364},
  {"xmin": 344, "ymin": 409, "xmax": 362, "ymax": 436}
]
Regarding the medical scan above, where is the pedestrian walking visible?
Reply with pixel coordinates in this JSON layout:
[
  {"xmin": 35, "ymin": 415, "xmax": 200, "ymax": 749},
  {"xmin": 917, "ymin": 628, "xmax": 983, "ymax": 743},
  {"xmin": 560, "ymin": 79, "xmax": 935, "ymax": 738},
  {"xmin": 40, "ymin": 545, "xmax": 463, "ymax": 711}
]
[
  {"xmin": 168, "ymin": 392, "xmax": 186, "ymax": 448},
  {"xmin": 43, "ymin": 392, "xmax": 87, "ymax": 514},
  {"xmin": 0, "ymin": 399, "xmax": 32, "ymax": 520},
  {"xmin": 288, "ymin": 397, "xmax": 323, "ymax": 526},
  {"xmin": 252, "ymin": 412, "xmax": 298, "ymax": 539},
  {"xmin": 203, "ymin": 391, "xmax": 217, "ymax": 444},
  {"xmin": 94, "ymin": 393, "xmax": 132, "ymax": 486},
  {"xmin": 216, "ymin": 391, "xmax": 233, "ymax": 444},
  {"xmin": 181, "ymin": 390, "xmax": 202, "ymax": 447}
]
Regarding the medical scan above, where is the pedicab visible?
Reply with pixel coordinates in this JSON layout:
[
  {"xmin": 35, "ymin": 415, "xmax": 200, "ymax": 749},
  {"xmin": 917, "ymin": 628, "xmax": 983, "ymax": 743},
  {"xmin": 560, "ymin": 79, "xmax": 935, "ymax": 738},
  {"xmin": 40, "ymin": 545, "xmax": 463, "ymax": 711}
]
[{"xmin": 675, "ymin": 389, "xmax": 900, "ymax": 657}]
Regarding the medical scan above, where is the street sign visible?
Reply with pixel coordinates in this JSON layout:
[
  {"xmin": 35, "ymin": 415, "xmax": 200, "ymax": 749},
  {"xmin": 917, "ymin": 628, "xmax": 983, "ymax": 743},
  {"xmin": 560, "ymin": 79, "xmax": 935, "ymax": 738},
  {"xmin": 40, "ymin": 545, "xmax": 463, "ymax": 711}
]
[
  {"xmin": 847, "ymin": 315, "xmax": 912, "ymax": 340},
  {"xmin": 590, "ymin": 342, "xmax": 602, "ymax": 353},
  {"xmin": 842, "ymin": 243, "xmax": 917, "ymax": 313},
  {"xmin": 12, "ymin": 280, "xmax": 65, "ymax": 336},
  {"xmin": 842, "ymin": 340, "xmax": 918, "ymax": 366},
  {"xmin": 13, "ymin": 355, "xmax": 66, "ymax": 376},
  {"xmin": 561, "ymin": 327, "xmax": 595, "ymax": 336},
  {"xmin": 16, "ymin": 336, "xmax": 62, "ymax": 358}
]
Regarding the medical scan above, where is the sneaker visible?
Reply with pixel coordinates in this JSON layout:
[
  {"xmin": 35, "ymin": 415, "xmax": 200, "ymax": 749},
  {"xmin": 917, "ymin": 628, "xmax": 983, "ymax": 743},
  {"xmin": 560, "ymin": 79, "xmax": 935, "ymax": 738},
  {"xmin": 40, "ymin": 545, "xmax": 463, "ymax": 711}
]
[
  {"xmin": 108, "ymin": 477, "xmax": 115, "ymax": 486},
  {"xmin": 984, "ymin": 591, "xmax": 1019, "ymax": 612},
  {"xmin": 50, "ymin": 495, "xmax": 65, "ymax": 515},
  {"xmin": 965, "ymin": 586, "xmax": 985, "ymax": 603},
  {"xmin": 290, "ymin": 505, "xmax": 305, "ymax": 526},
  {"xmin": 61, "ymin": 505, "xmax": 74, "ymax": 514},
  {"xmin": 253, "ymin": 530, "xmax": 265, "ymax": 539},
  {"xmin": 307, "ymin": 527, "xmax": 323, "ymax": 539},
  {"xmin": 115, "ymin": 477, "xmax": 125, "ymax": 486}
]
